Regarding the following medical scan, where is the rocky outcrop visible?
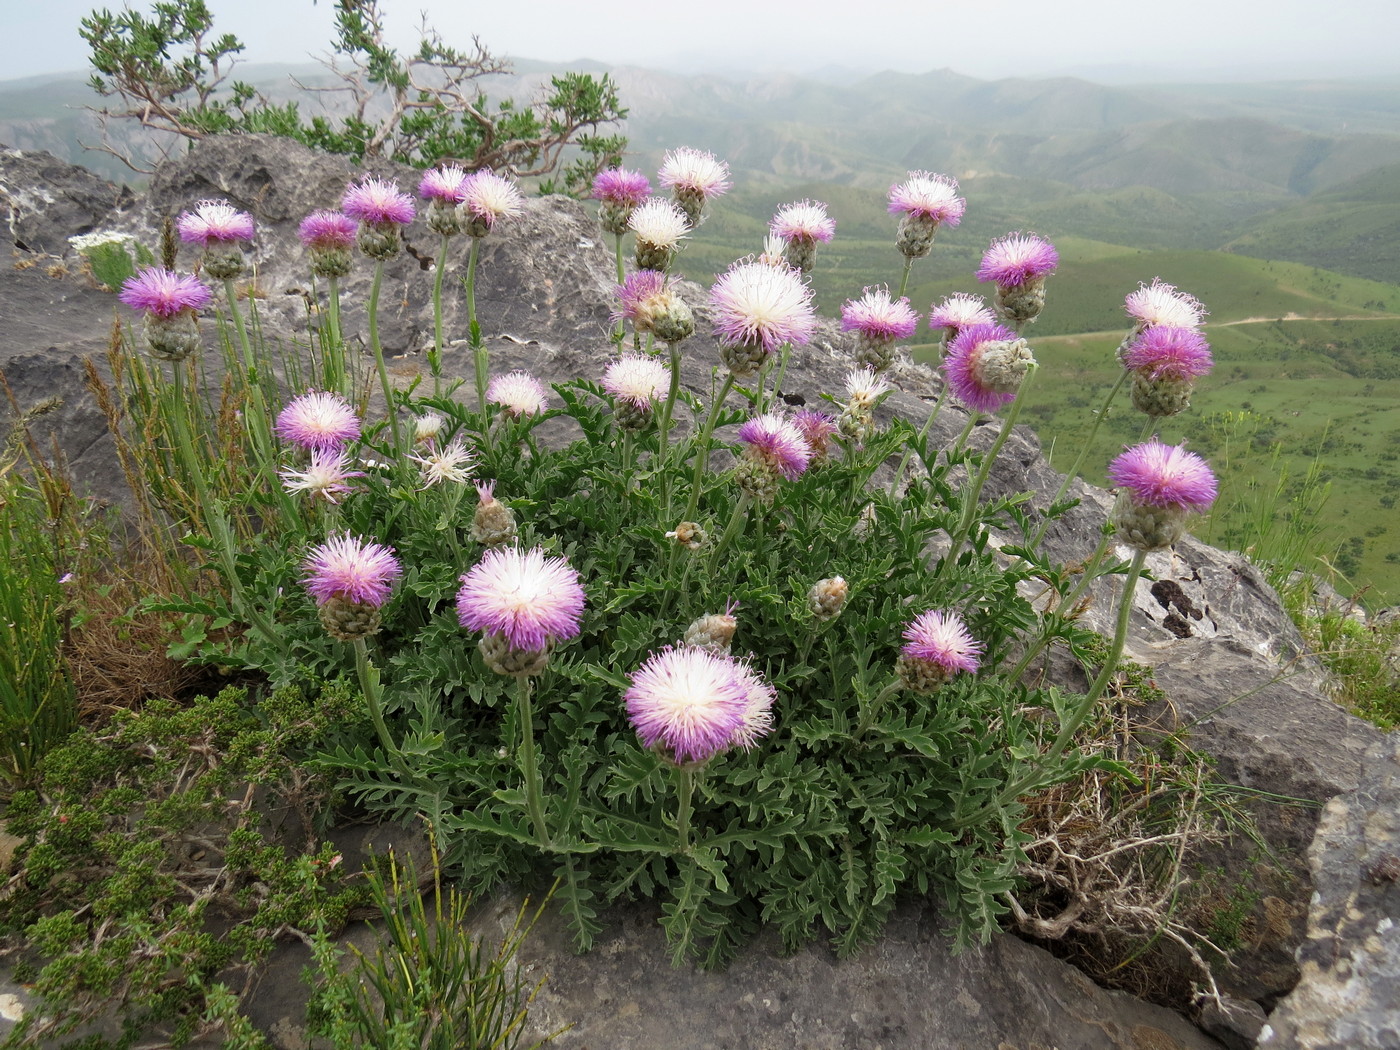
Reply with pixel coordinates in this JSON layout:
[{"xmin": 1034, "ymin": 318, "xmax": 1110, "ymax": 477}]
[{"xmin": 2, "ymin": 135, "xmax": 1397, "ymax": 1048}]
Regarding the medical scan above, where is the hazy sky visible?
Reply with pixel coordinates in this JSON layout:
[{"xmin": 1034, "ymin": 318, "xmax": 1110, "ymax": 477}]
[{"xmin": 5, "ymin": 0, "xmax": 1398, "ymax": 84}]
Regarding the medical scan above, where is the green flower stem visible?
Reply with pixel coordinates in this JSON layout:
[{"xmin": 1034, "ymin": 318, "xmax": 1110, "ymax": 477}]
[
  {"xmin": 366, "ymin": 259, "xmax": 403, "ymax": 450},
  {"xmin": 673, "ymin": 764, "xmax": 699, "ymax": 854},
  {"xmin": 612, "ymin": 232, "xmax": 627, "ymax": 345},
  {"xmin": 944, "ymin": 364, "xmax": 1038, "ymax": 569},
  {"xmin": 948, "ymin": 407, "xmax": 980, "ymax": 458},
  {"xmin": 1002, "ymin": 531, "xmax": 1114, "ymax": 684},
  {"xmin": 515, "ymin": 674, "xmax": 553, "ymax": 850},
  {"xmin": 854, "ymin": 681, "xmax": 904, "ymax": 739},
  {"xmin": 708, "ymin": 492, "xmax": 752, "ymax": 572},
  {"xmin": 325, "ymin": 275, "xmax": 346, "ymax": 396},
  {"xmin": 221, "ymin": 278, "xmax": 257, "ymax": 379},
  {"xmin": 896, "ymin": 254, "xmax": 915, "ymax": 300},
  {"xmin": 892, "ymin": 384, "xmax": 949, "ymax": 491},
  {"xmin": 1032, "ymin": 368, "xmax": 1129, "ymax": 546},
  {"xmin": 657, "ymin": 343, "xmax": 684, "ymax": 518},
  {"xmin": 428, "ymin": 233, "xmax": 450, "ymax": 395},
  {"xmin": 464, "ymin": 237, "xmax": 487, "ymax": 417},
  {"xmin": 352, "ymin": 636, "xmax": 408, "ymax": 776},
  {"xmin": 679, "ymin": 372, "xmax": 737, "ymax": 528},
  {"xmin": 764, "ymin": 341, "xmax": 792, "ymax": 413},
  {"xmin": 1138, "ymin": 415, "xmax": 1158, "ymax": 443}
]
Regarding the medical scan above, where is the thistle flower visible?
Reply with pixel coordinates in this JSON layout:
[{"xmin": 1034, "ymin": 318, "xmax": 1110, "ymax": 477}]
[
  {"xmin": 1108, "ymin": 440, "xmax": 1218, "ymax": 551},
  {"xmin": 708, "ymin": 258, "xmax": 817, "ymax": 377},
  {"xmin": 628, "ymin": 197, "xmax": 690, "ymax": 271},
  {"xmin": 769, "ymin": 199, "xmax": 835, "ymax": 272},
  {"xmin": 613, "ymin": 270, "xmax": 694, "ymax": 343},
  {"xmin": 735, "ymin": 412, "xmax": 812, "ymax": 501},
  {"xmin": 888, "ymin": 171, "xmax": 965, "ymax": 259},
  {"xmin": 341, "ymin": 176, "xmax": 415, "ymax": 259},
  {"xmin": 603, "ymin": 354, "xmax": 670, "ymax": 429},
  {"xmin": 844, "ymin": 367, "xmax": 892, "ymax": 412},
  {"xmin": 842, "ymin": 287, "xmax": 918, "ymax": 372},
  {"xmin": 729, "ymin": 662, "xmax": 777, "ymax": 751},
  {"xmin": 487, "ymin": 371, "xmax": 549, "ymax": 419},
  {"xmin": 407, "ymin": 438, "xmax": 476, "ymax": 487},
  {"xmin": 299, "ymin": 210, "xmax": 358, "ymax": 278},
  {"xmin": 456, "ymin": 546, "xmax": 586, "ymax": 653},
  {"xmin": 419, "ymin": 164, "xmax": 472, "ymax": 235},
  {"xmin": 1122, "ymin": 326, "xmax": 1214, "ymax": 417},
  {"xmin": 978, "ymin": 233, "xmax": 1059, "ymax": 326},
  {"xmin": 897, "ymin": 609, "xmax": 983, "ymax": 693},
  {"xmin": 1124, "ymin": 278, "xmax": 1207, "ymax": 332},
  {"xmin": 119, "ymin": 267, "xmax": 212, "ymax": 360},
  {"xmin": 624, "ymin": 646, "xmax": 751, "ymax": 765},
  {"xmin": 684, "ymin": 600, "xmax": 739, "ymax": 653},
  {"xmin": 458, "ymin": 170, "xmax": 524, "ymax": 237},
  {"xmin": 279, "ymin": 448, "xmax": 364, "ymax": 503},
  {"xmin": 592, "ymin": 167, "xmax": 653, "ymax": 234},
  {"xmin": 792, "ymin": 408, "xmax": 838, "ymax": 464},
  {"xmin": 303, "ymin": 533, "xmax": 403, "ymax": 641},
  {"xmin": 275, "ymin": 391, "xmax": 361, "ymax": 452},
  {"xmin": 177, "ymin": 200, "xmax": 255, "ymax": 276},
  {"xmin": 658, "ymin": 147, "xmax": 731, "ymax": 225},
  {"xmin": 943, "ymin": 322, "xmax": 1035, "ymax": 413},
  {"xmin": 757, "ymin": 233, "xmax": 789, "ymax": 269},
  {"xmin": 807, "ymin": 576, "xmax": 849, "ymax": 621},
  {"xmin": 471, "ymin": 480, "xmax": 518, "ymax": 548},
  {"xmin": 666, "ymin": 521, "xmax": 707, "ymax": 550},
  {"xmin": 412, "ymin": 413, "xmax": 446, "ymax": 446},
  {"xmin": 927, "ymin": 293, "xmax": 996, "ymax": 341}
]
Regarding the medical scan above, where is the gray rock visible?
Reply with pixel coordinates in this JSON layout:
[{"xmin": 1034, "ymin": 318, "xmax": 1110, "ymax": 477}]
[{"xmin": 0, "ymin": 145, "xmax": 133, "ymax": 256}]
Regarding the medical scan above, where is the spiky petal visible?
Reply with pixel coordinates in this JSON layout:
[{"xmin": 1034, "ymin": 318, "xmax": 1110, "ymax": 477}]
[
  {"xmin": 977, "ymin": 233, "xmax": 1059, "ymax": 288},
  {"xmin": 624, "ymin": 646, "xmax": 752, "ymax": 765},
  {"xmin": 887, "ymin": 171, "xmax": 966, "ymax": 225},
  {"xmin": 455, "ymin": 546, "xmax": 586, "ymax": 652},
  {"xmin": 737, "ymin": 413, "xmax": 812, "ymax": 481},
  {"xmin": 603, "ymin": 354, "xmax": 669, "ymax": 408},
  {"xmin": 841, "ymin": 287, "xmax": 918, "ymax": 342},
  {"xmin": 459, "ymin": 171, "xmax": 524, "ymax": 233},
  {"xmin": 275, "ymin": 391, "xmax": 361, "ymax": 452},
  {"xmin": 592, "ymin": 167, "xmax": 652, "ymax": 207},
  {"xmin": 770, "ymin": 200, "xmax": 836, "ymax": 245},
  {"xmin": 280, "ymin": 449, "xmax": 364, "ymax": 504},
  {"xmin": 487, "ymin": 371, "xmax": 549, "ymax": 418},
  {"xmin": 709, "ymin": 259, "xmax": 817, "ymax": 356},
  {"xmin": 943, "ymin": 322, "xmax": 1025, "ymax": 413},
  {"xmin": 1108, "ymin": 441, "xmax": 1218, "ymax": 511},
  {"xmin": 341, "ymin": 176, "xmax": 416, "ymax": 226},
  {"xmin": 901, "ymin": 610, "xmax": 983, "ymax": 674},
  {"xmin": 176, "ymin": 199, "xmax": 255, "ymax": 244},
  {"xmin": 1124, "ymin": 279, "xmax": 1207, "ymax": 331},
  {"xmin": 419, "ymin": 165, "xmax": 471, "ymax": 202},
  {"xmin": 927, "ymin": 293, "xmax": 996, "ymax": 338},
  {"xmin": 118, "ymin": 267, "xmax": 212, "ymax": 318},
  {"xmin": 302, "ymin": 533, "xmax": 402, "ymax": 607},
  {"xmin": 1121, "ymin": 326, "xmax": 1213, "ymax": 381}
]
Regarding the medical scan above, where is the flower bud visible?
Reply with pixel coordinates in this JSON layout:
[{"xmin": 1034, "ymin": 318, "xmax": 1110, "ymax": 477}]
[
  {"xmin": 471, "ymin": 481, "xmax": 518, "ymax": 548},
  {"xmin": 807, "ymin": 577, "xmax": 849, "ymax": 621},
  {"xmin": 684, "ymin": 609, "xmax": 738, "ymax": 654},
  {"xmin": 479, "ymin": 633, "xmax": 551, "ymax": 677},
  {"xmin": 666, "ymin": 522, "xmax": 707, "ymax": 550},
  {"xmin": 318, "ymin": 596, "xmax": 383, "ymax": 642}
]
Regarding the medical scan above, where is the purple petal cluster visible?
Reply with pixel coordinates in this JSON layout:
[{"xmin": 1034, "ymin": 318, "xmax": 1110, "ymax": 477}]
[
  {"xmin": 1124, "ymin": 279, "xmax": 1207, "ymax": 330},
  {"xmin": 943, "ymin": 322, "xmax": 1021, "ymax": 413},
  {"xmin": 625, "ymin": 646, "xmax": 772, "ymax": 764},
  {"xmin": 887, "ymin": 171, "xmax": 966, "ymax": 225},
  {"xmin": 840, "ymin": 287, "xmax": 918, "ymax": 342},
  {"xmin": 658, "ymin": 147, "xmax": 731, "ymax": 199},
  {"xmin": 792, "ymin": 408, "xmax": 838, "ymax": 458},
  {"xmin": 708, "ymin": 259, "xmax": 817, "ymax": 354},
  {"xmin": 302, "ymin": 533, "xmax": 402, "ymax": 607},
  {"xmin": 1108, "ymin": 441, "xmax": 1218, "ymax": 511},
  {"xmin": 736, "ymin": 413, "xmax": 812, "ymax": 480},
  {"xmin": 613, "ymin": 270, "xmax": 668, "ymax": 323},
  {"xmin": 418, "ymin": 164, "xmax": 471, "ymax": 202},
  {"xmin": 118, "ymin": 267, "xmax": 212, "ymax": 318},
  {"xmin": 455, "ymin": 546, "xmax": 585, "ymax": 651},
  {"xmin": 275, "ymin": 391, "xmax": 361, "ymax": 452},
  {"xmin": 1121, "ymin": 326, "xmax": 1214, "ymax": 381},
  {"xmin": 592, "ymin": 167, "xmax": 652, "ymax": 206},
  {"xmin": 176, "ymin": 200, "xmax": 256, "ymax": 245},
  {"xmin": 901, "ymin": 610, "xmax": 983, "ymax": 675},
  {"xmin": 298, "ymin": 210, "xmax": 358, "ymax": 250},
  {"xmin": 976, "ymin": 233, "xmax": 1059, "ymax": 288},
  {"xmin": 927, "ymin": 293, "xmax": 995, "ymax": 337},
  {"xmin": 769, "ymin": 200, "xmax": 836, "ymax": 245},
  {"xmin": 487, "ymin": 371, "xmax": 549, "ymax": 418},
  {"xmin": 341, "ymin": 176, "xmax": 416, "ymax": 226},
  {"xmin": 603, "ymin": 354, "xmax": 669, "ymax": 407},
  {"xmin": 460, "ymin": 171, "xmax": 524, "ymax": 229},
  {"xmin": 279, "ymin": 449, "xmax": 364, "ymax": 504}
]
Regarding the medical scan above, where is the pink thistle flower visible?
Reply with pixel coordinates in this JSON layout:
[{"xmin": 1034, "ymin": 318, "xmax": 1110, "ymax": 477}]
[
  {"xmin": 844, "ymin": 367, "xmax": 891, "ymax": 411},
  {"xmin": 302, "ymin": 533, "xmax": 402, "ymax": 608},
  {"xmin": 1108, "ymin": 441, "xmax": 1218, "ymax": 511},
  {"xmin": 729, "ymin": 661, "xmax": 777, "ymax": 751},
  {"xmin": 298, "ymin": 210, "xmax": 357, "ymax": 250},
  {"xmin": 927, "ymin": 293, "xmax": 996, "ymax": 338},
  {"xmin": 628, "ymin": 197, "xmax": 690, "ymax": 257},
  {"xmin": 419, "ymin": 164, "xmax": 471, "ymax": 202},
  {"xmin": 176, "ymin": 199, "xmax": 255, "ymax": 244},
  {"xmin": 887, "ymin": 171, "xmax": 966, "ymax": 225},
  {"xmin": 708, "ymin": 258, "xmax": 817, "ymax": 356},
  {"xmin": 275, "ymin": 391, "xmax": 361, "ymax": 452},
  {"xmin": 737, "ymin": 413, "xmax": 812, "ymax": 481},
  {"xmin": 459, "ymin": 171, "xmax": 524, "ymax": 232},
  {"xmin": 592, "ymin": 167, "xmax": 652, "ymax": 206},
  {"xmin": 603, "ymin": 354, "xmax": 669, "ymax": 408},
  {"xmin": 977, "ymin": 233, "xmax": 1059, "ymax": 288},
  {"xmin": 279, "ymin": 449, "xmax": 364, "ymax": 504},
  {"xmin": 455, "ymin": 546, "xmax": 585, "ymax": 652},
  {"xmin": 341, "ymin": 176, "xmax": 416, "ymax": 226},
  {"xmin": 770, "ymin": 200, "xmax": 835, "ymax": 245},
  {"xmin": 487, "ymin": 371, "xmax": 549, "ymax": 418},
  {"xmin": 613, "ymin": 270, "xmax": 668, "ymax": 324},
  {"xmin": 1124, "ymin": 278, "xmax": 1207, "ymax": 330},
  {"xmin": 792, "ymin": 408, "xmax": 838, "ymax": 461},
  {"xmin": 841, "ymin": 287, "xmax": 918, "ymax": 342},
  {"xmin": 658, "ymin": 147, "xmax": 731, "ymax": 201},
  {"xmin": 407, "ymin": 439, "xmax": 475, "ymax": 488},
  {"xmin": 1121, "ymin": 326, "xmax": 1213, "ymax": 381},
  {"xmin": 943, "ymin": 322, "xmax": 1023, "ymax": 413},
  {"xmin": 624, "ymin": 646, "xmax": 751, "ymax": 765},
  {"xmin": 901, "ymin": 610, "xmax": 983, "ymax": 675},
  {"xmin": 118, "ymin": 267, "xmax": 211, "ymax": 318}
]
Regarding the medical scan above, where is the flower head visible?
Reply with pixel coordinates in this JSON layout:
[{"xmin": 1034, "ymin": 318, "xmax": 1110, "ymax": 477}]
[
  {"xmin": 487, "ymin": 371, "xmax": 548, "ymax": 418},
  {"xmin": 708, "ymin": 258, "xmax": 817, "ymax": 355},
  {"xmin": 770, "ymin": 200, "xmax": 835, "ymax": 245},
  {"xmin": 341, "ymin": 176, "xmax": 416, "ymax": 226},
  {"xmin": 1108, "ymin": 441, "xmax": 1218, "ymax": 511},
  {"xmin": 1121, "ymin": 326, "xmax": 1213, "ymax": 381},
  {"xmin": 927, "ymin": 293, "xmax": 995, "ymax": 337},
  {"xmin": 887, "ymin": 171, "xmax": 966, "ymax": 225},
  {"xmin": 628, "ymin": 197, "xmax": 690, "ymax": 249},
  {"xmin": 792, "ymin": 408, "xmax": 838, "ymax": 461},
  {"xmin": 603, "ymin": 354, "xmax": 669, "ymax": 408},
  {"xmin": 977, "ymin": 233, "xmax": 1059, "ymax": 288},
  {"xmin": 736, "ymin": 413, "xmax": 812, "ymax": 481},
  {"xmin": 901, "ymin": 610, "xmax": 983, "ymax": 675},
  {"xmin": 841, "ymin": 287, "xmax": 918, "ymax": 342},
  {"xmin": 1124, "ymin": 279, "xmax": 1207, "ymax": 330},
  {"xmin": 413, "ymin": 413, "xmax": 446, "ymax": 445},
  {"xmin": 407, "ymin": 439, "xmax": 476, "ymax": 488},
  {"xmin": 119, "ymin": 267, "xmax": 212, "ymax": 318},
  {"xmin": 613, "ymin": 269, "xmax": 667, "ymax": 324},
  {"xmin": 729, "ymin": 661, "xmax": 776, "ymax": 751},
  {"xmin": 845, "ymin": 367, "xmax": 892, "ymax": 412},
  {"xmin": 592, "ymin": 167, "xmax": 652, "ymax": 207},
  {"xmin": 176, "ymin": 199, "xmax": 255, "ymax": 245},
  {"xmin": 279, "ymin": 448, "xmax": 364, "ymax": 504},
  {"xmin": 459, "ymin": 171, "xmax": 524, "ymax": 231},
  {"xmin": 455, "ymin": 546, "xmax": 585, "ymax": 652},
  {"xmin": 299, "ymin": 210, "xmax": 358, "ymax": 250},
  {"xmin": 658, "ymin": 147, "xmax": 731, "ymax": 201},
  {"xmin": 419, "ymin": 164, "xmax": 471, "ymax": 202},
  {"xmin": 624, "ymin": 646, "xmax": 752, "ymax": 765},
  {"xmin": 275, "ymin": 391, "xmax": 361, "ymax": 452},
  {"xmin": 943, "ymin": 322, "xmax": 1025, "ymax": 412},
  {"xmin": 302, "ymin": 533, "xmax": 402, "ymax": 607}
]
